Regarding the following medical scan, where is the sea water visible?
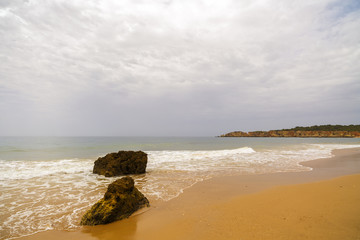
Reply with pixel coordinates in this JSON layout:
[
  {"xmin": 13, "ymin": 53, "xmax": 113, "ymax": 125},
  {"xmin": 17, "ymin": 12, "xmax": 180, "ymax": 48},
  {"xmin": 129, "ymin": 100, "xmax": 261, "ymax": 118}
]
[{"xmin": 0, "ymin": 136, "xmax": 359, "ymax": 239}]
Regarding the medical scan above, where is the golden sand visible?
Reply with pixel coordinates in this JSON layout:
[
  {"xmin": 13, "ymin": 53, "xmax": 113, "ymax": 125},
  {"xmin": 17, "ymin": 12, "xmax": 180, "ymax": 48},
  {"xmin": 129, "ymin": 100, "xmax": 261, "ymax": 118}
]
[{"xmin": 107, "ymin": 175, "xmax": 359, "ymax": 240}]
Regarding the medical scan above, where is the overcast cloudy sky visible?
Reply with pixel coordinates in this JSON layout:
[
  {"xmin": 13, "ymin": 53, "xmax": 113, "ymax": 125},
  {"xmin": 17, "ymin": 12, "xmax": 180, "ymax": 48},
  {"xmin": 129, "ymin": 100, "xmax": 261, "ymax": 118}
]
[{"xmin": 0, "ymin": 0, "xmax": 359, "ymax": 136}]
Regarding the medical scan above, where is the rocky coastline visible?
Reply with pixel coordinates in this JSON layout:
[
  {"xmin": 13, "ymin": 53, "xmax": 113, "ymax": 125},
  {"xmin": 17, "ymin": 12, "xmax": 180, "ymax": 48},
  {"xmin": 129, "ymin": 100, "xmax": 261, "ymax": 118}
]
[{"xmin": 220, "ymin": 130, "xmax": 360, "ymax": 138}]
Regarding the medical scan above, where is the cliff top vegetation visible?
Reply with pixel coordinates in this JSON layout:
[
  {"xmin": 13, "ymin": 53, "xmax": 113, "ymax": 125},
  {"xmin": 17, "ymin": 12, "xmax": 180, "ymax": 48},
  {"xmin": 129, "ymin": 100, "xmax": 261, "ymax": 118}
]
[{"xmin": 279, "ymin": 124, "xmax": 360, "ymax": 132}]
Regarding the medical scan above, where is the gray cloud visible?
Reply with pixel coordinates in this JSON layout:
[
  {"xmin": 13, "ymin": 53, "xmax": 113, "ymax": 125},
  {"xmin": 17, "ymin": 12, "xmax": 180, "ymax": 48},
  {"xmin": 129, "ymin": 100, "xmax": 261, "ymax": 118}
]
[{"xmin": 0, "ymin": 0, "xmax": 359, "ymax": 136}]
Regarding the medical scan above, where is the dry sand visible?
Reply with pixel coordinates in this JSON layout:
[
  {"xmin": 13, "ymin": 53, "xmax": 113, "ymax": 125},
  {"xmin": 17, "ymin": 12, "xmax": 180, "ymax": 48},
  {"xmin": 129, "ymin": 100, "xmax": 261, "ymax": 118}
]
[{"xmin": 17, "ymin": 148, "xmax": 360, "ymax": 240}]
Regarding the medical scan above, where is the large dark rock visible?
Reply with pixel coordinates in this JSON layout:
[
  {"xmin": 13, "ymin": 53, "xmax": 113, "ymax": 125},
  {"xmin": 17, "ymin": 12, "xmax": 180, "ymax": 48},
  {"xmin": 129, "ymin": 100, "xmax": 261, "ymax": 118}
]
[
  {"xmin": 93, "ymin": 150, "xmax": 147, "ymax": 177},
  {"xmin": 80, "ymin": 176, "xmax": 149, "ymax": 225}
]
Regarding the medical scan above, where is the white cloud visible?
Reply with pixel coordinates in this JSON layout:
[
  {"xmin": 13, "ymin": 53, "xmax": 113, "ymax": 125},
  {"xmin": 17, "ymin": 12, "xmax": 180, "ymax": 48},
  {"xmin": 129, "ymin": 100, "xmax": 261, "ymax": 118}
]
[{"xmin": 0, "ymin": 0, "xmax": 359, "ymax": 135}]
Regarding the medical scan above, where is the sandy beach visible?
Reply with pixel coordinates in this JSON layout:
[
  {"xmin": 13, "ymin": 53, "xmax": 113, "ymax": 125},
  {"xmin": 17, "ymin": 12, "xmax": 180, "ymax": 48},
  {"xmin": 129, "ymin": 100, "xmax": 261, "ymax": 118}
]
[
  {"xmin": 17, "ymin": 148, "xmax": 360, "ymax": 240},
  {"xmin": 2, "ymin": 0, "xmax": 360, "ymax": 237}
]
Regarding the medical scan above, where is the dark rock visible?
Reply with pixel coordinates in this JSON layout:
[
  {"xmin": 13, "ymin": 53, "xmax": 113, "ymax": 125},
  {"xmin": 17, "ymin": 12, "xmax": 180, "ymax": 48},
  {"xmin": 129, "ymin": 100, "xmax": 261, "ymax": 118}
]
[
  {"xmin": 93, "ymin": 151, "xmax": 147, "ymax": 177},
  {"xmin": 80, "ymin": 176, "xmax": 149, "ymax": 225}
]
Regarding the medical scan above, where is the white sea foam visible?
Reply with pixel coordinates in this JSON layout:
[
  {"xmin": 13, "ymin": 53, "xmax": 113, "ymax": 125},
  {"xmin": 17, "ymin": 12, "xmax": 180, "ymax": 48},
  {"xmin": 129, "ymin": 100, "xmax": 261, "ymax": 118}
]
[
  {"xmin": 0, "ymin": 158, "xmax": 93, "ymax": 181},
  {"xmin": 147, "ymin": 147, "xmax": 256, "ymax": 171},
  {"xmin": 0, "ymin": 143, "xmax": 359, "ymax": 239}
]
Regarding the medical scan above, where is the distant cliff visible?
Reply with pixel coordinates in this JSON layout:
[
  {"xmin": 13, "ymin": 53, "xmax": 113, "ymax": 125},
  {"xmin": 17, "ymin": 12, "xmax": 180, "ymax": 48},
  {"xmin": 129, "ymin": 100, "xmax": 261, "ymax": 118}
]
[{"xmin": 220, "ymin": 125, "xmax": 360, "ymax": 138}]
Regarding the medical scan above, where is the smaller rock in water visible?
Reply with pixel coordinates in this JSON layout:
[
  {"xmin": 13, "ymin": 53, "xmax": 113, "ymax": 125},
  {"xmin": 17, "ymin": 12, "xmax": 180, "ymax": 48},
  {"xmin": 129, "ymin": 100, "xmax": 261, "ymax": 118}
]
[
  {"xmin": 80, "ymin": 176, "xmax": 149, "ymax": 225},
  {"xmin": 93, "ymin": 150, "xmax": 147, "ymax": 177}
]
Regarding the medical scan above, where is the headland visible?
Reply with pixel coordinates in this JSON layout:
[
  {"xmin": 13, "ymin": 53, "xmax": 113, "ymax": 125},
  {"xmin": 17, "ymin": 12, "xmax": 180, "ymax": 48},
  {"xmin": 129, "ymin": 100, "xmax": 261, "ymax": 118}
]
[{"xmin": 220, "ymin": 124, "xmax": 360, "ymax": 138}]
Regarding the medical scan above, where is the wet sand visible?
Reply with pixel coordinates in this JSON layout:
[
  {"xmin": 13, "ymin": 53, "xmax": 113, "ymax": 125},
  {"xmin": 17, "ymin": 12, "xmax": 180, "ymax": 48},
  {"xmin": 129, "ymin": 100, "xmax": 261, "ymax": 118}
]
[{"xmin": 17, "ymin": 148, "xmax": 360, "ymax": 240}]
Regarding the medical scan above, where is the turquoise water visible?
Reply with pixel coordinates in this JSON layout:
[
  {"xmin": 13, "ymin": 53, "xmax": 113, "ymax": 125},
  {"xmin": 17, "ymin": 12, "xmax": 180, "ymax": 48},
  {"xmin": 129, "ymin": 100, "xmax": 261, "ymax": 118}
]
[
  {"xmin": 0, "ymin": 136, "xmax": 359, "ymax": 239},
  {"xmin": 1, "ymin": 136, "xmax": 359, "ymax": 160}
]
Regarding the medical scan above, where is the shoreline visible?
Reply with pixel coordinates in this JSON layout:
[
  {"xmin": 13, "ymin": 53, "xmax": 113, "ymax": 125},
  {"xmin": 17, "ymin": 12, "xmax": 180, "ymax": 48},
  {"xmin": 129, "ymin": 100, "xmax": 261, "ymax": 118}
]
[{"xmin": 16, "ymin": 147, "xmax": 360, "ymax": 240}]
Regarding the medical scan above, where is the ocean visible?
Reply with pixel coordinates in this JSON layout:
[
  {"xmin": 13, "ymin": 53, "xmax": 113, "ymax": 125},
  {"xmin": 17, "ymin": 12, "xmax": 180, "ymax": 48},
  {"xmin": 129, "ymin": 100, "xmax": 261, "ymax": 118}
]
[{"xmin": 1, "ymin": 136, "xmax": 359, "ymax": 239}]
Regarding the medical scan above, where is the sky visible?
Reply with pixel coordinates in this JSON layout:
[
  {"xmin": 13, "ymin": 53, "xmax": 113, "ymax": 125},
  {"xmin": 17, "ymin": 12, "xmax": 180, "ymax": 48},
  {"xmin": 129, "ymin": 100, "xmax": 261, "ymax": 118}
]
[{"xmin": 0, "ymin": 0, "xmax": 359, "ymax": 136}]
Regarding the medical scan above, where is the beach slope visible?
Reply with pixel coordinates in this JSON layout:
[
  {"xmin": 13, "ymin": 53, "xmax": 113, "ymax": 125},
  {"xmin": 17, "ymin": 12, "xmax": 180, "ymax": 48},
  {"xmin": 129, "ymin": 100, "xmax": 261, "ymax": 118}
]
[{"xmin": 18, "ymin": 148, "xmax": 360, "ymax": 240}]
